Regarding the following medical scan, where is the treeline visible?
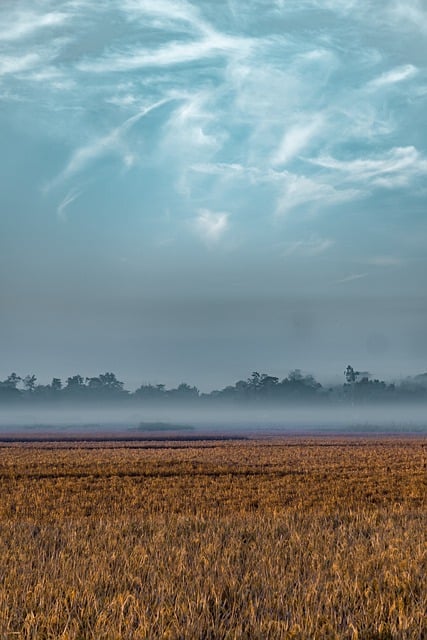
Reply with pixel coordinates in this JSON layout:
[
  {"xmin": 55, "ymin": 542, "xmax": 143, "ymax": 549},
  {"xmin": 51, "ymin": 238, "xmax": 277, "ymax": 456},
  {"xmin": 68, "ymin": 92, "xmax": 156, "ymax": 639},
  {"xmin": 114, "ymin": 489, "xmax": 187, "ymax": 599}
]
[{"xmin": 1, "ymin": 366, "xmax": 427, "ymax": 405}]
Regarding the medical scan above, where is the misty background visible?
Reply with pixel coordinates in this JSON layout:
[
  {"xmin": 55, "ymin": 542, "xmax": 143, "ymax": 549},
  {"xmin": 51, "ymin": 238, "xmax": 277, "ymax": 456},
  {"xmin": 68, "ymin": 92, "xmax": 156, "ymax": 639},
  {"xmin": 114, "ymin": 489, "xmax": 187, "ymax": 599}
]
[
  {"xmin": 1, "ymin": 367, "xmax": 427, "ymax": 434},
  {"xmin": 1, "ymin": 0, "xmax": 426, "ymax": 392}
]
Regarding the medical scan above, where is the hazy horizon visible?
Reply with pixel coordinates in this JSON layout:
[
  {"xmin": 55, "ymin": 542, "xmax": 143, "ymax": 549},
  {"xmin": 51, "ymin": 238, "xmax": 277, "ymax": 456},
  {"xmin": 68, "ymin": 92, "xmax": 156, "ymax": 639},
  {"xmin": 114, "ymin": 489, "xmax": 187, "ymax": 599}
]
[{"xmin": 1, "ymin": 403, "xmax": 426, "ymax": 436}]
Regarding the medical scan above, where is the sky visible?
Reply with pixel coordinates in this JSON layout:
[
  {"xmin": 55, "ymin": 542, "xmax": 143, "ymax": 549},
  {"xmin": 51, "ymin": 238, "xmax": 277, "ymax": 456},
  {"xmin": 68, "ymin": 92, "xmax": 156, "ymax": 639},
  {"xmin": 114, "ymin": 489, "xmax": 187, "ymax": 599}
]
[{"xmin": 0, "ymin": 0, "xmax": 426, "ymax": 390}]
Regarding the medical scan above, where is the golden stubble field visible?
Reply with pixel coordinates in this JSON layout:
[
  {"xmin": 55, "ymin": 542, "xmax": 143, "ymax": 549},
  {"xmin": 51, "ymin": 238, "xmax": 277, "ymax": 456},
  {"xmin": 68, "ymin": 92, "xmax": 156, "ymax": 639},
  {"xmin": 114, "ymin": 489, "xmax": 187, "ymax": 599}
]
[{"xmin": 0, "ymin": 437, "xmax": 426, "ymax": 639}]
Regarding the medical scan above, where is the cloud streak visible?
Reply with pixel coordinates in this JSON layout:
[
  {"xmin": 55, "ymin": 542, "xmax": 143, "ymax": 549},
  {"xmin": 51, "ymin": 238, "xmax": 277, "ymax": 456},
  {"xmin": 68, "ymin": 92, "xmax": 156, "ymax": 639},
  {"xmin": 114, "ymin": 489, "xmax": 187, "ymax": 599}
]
[
  {"xmin": 282, "ymin": 236, "xmax": 334, "ymax": 256},
  {"xmin": 336, "ymin": 273, "xmax": 369, "ymax": 285},
  {"xmin": 0, "ymin": 10, "xmax": 68, "ymax": 42},
  {"xmin": 272, "ymin": 117, "xmax": 324, "ymax": 166},
  {"xmin": 275, "ymin": 173, "xmax": 361, "ymax": 216},
  {"xmin": 57, "ymin": 188, "xmax": 83, "ymax": 220},
  {"xmin": 368, "ymin": 65, "xmax": 418, "ymax": 89},
  {"xmin": 193, "ymin": 209, "xmax": 229, "ymax": 243},
  {"xmin": 77, "ymin": 32, "xmax": 252, "ymax": 73},
  {"xmin": 309, "ymin": 147, "xmax": 427, "ymax": 189},
  {"xmin": 50, "ymin": 98, "xmax": 173, "ymax": 187},
  {"xmin": 387, "ymin": 0, "xmax": 427, "ymax": 34},
  {"xmin": 120, "ymin": 0, "xmax": 211, "ymax": 36},
  {"xmin": 0, "ymin": 54, "xmax": 42, "ymax": 76}
]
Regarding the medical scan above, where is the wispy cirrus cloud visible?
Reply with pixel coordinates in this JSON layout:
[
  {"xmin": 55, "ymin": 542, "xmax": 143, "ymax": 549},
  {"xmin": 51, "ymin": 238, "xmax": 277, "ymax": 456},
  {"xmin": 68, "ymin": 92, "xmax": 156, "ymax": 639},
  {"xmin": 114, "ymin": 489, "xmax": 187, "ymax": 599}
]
[
  {"xmin": 0, "ymin": 10, "xmax": 68, "ymax": 42},
  {"xmin": 0, "ymin": 53, "xmax": 42, "ymax": 76},
  {"xmin": 1, "ymin": 0, "xmax": 426, "ymax": 255},
  {"xmin": 49, "ymin": 98, "xmax": 173, "ymax": 188},
  {"xmin": 77, "ymin": 32, "xmax": 252, "ymax": 74},
  {"xmin": 336, "ymin": 273, "xmax": 369, "ymax": 285},
  {"xmin": 120, "ymin": 0, "xmax": 211, "ymax": 35},
  {"xmin": 311, "ymin": 0, "xmax": 360, "ymax": 12},
  {"xmin": 191, "ymin": 161, "xmax": 360, "ymax": 216},
  {"xmin": 193, "ymin": 209, "xmax": 229, "ymax": 244},
  {"xmin": 191, "ymin": 162, "xmax": 284, "ymax": 183},
  {"xmin": 367, "ymin": 65, "xmax": 418, "ymax": 90},
  {"xmin": 160, "ymin": 90, "xmax": 229, "ymax": 197},
  {"xmin": 273, "ymin": 0, "xmax": 360, "ymax": 14},
  {"xmin": 309, "ymin": 146, "xmax": 427, "ymax": 188},
  {"xmin": 282, "ymin": 236, "xmax": 334, "ymax": 256},
  {"xmin": 57, "ymin": 187, "xmax": 83, "ymax": 220},
  {"xmin": 275, "ymin": 173, "xmax": 361, "ymax": 216},
  {"xmin": 192, "ymin": 158, "xmax": 361, "ymax": 217},
  {"xmin": 271, "ymin": 116, "xmax": 325, "ymax": 166},
  {"xmin": 76, "ymin": 0, "xmax": 254, "ymax": 76},
  {"xmin": 387, "ymin": 0, "xmax": 427, "ymax": 34}
]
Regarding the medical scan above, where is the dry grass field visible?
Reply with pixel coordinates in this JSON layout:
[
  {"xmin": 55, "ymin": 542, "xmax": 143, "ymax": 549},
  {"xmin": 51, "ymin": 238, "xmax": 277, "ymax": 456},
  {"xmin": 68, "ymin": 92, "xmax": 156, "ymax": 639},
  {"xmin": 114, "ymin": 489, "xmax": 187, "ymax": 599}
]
[{"xmin": 0, "ymin": 437, "xmax": 426, "ymax": 639}]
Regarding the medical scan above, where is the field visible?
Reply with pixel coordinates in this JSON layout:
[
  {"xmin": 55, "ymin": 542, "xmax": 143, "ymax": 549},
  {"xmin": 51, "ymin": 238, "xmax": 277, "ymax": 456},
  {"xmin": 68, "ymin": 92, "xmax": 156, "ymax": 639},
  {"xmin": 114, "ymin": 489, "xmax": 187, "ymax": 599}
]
[{"xmin": 0, "ymin": 437, "xmax": 426, "ymax": 639}]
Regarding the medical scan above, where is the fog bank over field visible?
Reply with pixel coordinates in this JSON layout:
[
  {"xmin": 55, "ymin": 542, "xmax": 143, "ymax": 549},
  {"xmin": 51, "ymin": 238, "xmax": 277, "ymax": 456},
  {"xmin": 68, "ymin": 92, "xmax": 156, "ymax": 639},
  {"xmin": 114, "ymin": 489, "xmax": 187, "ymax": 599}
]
[
  {"xmin": 0, "ymin": 403, "xmax": 426, "ymax": 436},
  {"xmin": 1, "ymin": 367, "xmax": 427, "ymax": 435}
]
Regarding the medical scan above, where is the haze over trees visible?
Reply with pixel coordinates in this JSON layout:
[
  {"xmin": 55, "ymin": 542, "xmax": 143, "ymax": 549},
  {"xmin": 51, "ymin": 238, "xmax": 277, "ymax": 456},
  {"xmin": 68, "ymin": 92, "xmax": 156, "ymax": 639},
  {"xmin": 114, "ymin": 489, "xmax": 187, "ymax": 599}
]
[{"xmin": 0, "ymin": 367, "xmax": 426, "ymax": 405}]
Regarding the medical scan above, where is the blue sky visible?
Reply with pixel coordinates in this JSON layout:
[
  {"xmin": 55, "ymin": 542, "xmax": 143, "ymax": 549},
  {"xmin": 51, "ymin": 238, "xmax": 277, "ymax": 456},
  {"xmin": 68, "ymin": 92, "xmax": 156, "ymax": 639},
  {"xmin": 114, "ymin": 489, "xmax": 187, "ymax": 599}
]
[{"xmin": 1, "ymin": 0, "xmax": 426, "ymax": 389}]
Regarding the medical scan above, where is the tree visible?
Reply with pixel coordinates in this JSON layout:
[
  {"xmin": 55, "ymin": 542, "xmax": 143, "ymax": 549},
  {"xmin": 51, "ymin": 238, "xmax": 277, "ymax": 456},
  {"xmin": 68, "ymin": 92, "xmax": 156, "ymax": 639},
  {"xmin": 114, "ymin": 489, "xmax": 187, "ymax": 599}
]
[
  {"xmin": 134, "ymin": 383, "xmax": 165, "ymax": 401},
  {"xmin": 98, "ymin": 372, "xmax": 124, "ymax": 392},
  {"xmin": 0, "ymin": 372, "xmax": 22, "ymax": 401},
  {"xmin": 282, "ymin": 369, "xmax": 321, "ymax": 400},
  {"xmin": 344, "ymin": 365, "xmax": 360, "ymax": 384},
  {"xmin": 260, "ymin": 374, "xmax": 279, "ymax": 387},
  {"xmin": 248, "ymin": 372, "xmax": 261, "ymax": 389},
  {"xmin": 85, "ymin": 372, "xmax": 125, "ymax": 397},
  {"xmin": 5, "ymin": 373, "xmax": 21, "ymax": 389},
  {"xmin": 66, "ymin": 375, "xmax": 85, "ymax": 388},
  {"xmin": 51, "ymin": 378, "xmax": 62, "ymax": 391},
  {"xmin": 170, "ymin": 383, "xmax": 199, "ymax": 401},
  {"xmin": 259, "ymin": 374, "xmax": 279, "ymax": 398},
  {"xmin": 86, "ymin": 376, "xmax": 103, "ymax": 390},
  {"xmin": 344, "ymin": 365, "xmax": 361, "ymax": 405},
  {"xmin": 288, "ymin": 369, "xmax": 304, "ymax": 383},
  {"xmin": 23, "ymin": 375, "xmax": 37, "ymax": 392}
]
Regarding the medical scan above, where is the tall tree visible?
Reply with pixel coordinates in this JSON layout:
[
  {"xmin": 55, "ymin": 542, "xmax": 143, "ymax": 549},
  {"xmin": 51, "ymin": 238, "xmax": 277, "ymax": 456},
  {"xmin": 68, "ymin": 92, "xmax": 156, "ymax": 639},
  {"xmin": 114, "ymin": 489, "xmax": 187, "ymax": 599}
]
[
  {"xmin": 5, "ymin": 373, "xmax": 21, "ymax": 389},
  {"xmin": 23, "ymin": 375, "xmax": 37, "ymax": 392}
]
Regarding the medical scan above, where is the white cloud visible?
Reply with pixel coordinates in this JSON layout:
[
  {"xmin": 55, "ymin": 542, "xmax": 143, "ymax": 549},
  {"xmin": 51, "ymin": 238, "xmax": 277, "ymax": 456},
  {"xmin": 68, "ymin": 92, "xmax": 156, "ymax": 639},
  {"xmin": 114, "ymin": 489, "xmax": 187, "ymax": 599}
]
[
  {"xmin": 274, "ymin": 0, "xmax": 359, "ymax": 12},
  {"xmin": 387, "ymin": 0, "xmax": 427, "ymax": 34},
  {"xmin": 78, "ymin": 31, "xmax": 251, "ymax": 73},
  {"xmin": 50, "ymin": 98, "xmax": 172, "ymax": 186},
  {"xmin": 57, "ymin": 188, "xmax": 83, "ymax": 220},
  {"xmin": 106, "ymin": 94, "xmax": 138, "ymax": 108},
  {"xmin": 24, "ymin": 66, "xmax": 76, "ymax": 91},
  {"xmin": 191, "ymin": 162, "xmax": 284, "ymax": 184},
  {"xmin": 332, "ymin": 102, "xmax": 394, "ymax": 141},
  {"xmin": 272, "ymin": 116, "xmax": 324, "ymax": 166},
  {"xmin": 193, "ymin": 209, "xmax": 229, "ymax": 243},
  {"xmin": 282, "ymin": 236, "xmax": 334, "ymax": 256},
  {"xmin": 310, "ymin": 146, "xmax": 427, "ymax": 187},
  {"xmin": 193, "ymin": 161, "xmax": 362, "ymax": 216},
  {"xmin": 316, "ymin": 0, "xmax": 359, "ymax": 12},
  {"xmin": 0, "ymin": 11, "xmax": 68, "ymax": 42},
  {"xmin": 160, "ymin": 91, "xmax": 226, "ymax": 181},
  {"xmin": 120, "ymin": 0, "xmax": 210, "ymax": 35},
  {"xmin": 191, "ymin": 162, "xmax": 246, "ymax": 177},
  {"xmin": 275, "ymin": 172, "xmax": 360, "ymax": 216},
  {"xmin": 368, "ymin": 65, "xmax": 418, "ymax": 89},
  {"xmin": 226, "ymin": 56, "xmax": 306, "ymax": 124},
  {"xmin": 0, "ymin": 54, "xmax": 41, "ymax": 76},
  {"xmin": 336, "ymin": 273, "xmax": 369, "ymax": 284}
]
